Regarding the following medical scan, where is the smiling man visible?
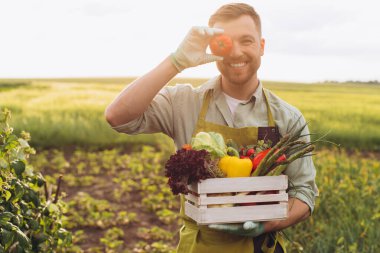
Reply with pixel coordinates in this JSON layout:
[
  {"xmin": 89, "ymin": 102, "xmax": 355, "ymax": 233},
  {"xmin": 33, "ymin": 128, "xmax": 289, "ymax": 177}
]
[
  {"xmin": 213, "ymin": 15, "xmax": 265, "ymax": 101},
  {"xmin": 105, "ymin": 3, "xmax": 318, "ymax": 253}
]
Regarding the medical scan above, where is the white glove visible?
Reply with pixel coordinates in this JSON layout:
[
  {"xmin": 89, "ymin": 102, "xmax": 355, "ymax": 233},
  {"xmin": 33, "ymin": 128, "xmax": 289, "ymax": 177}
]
[
  {"xmin": 171, "ymin": 26, "xmax": 224, "ymax": 72},
  {"xmin": 209, "ymin": 221, "xmax": 265, "ymax": 237}
]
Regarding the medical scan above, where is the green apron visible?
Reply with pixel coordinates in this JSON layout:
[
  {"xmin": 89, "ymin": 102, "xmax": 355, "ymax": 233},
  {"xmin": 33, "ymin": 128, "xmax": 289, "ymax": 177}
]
[{"xmin": 176, "ymin": 89, "xmax": 286, "ymax": 253}]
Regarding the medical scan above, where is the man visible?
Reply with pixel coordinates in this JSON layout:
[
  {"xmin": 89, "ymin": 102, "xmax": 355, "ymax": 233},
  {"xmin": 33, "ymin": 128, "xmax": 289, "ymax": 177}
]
[{"xmin": 105, "ymin": 3, "xmax": 318, "ymax": 253}]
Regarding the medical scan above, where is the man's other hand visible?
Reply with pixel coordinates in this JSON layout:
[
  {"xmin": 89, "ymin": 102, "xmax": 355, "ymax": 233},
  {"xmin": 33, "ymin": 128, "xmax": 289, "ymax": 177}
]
[{"xmin": 208, "ymin": 221, "xmax": 265, "ymax": 237}]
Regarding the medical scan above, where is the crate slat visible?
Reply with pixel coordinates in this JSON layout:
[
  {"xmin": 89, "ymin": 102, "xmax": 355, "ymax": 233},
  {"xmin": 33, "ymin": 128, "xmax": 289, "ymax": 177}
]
[
  {"xmin": 184, "ymin": 175, "xmax": 289, "ymax": 224},
  {"xmin": 185, "ymin": 192, "xmax": 199, "ymax": 205},
  {"xmin": 185, "ymin": 202, "xmax": 288, "ymax": 225},
  {"xmin": 188, "ymin": 192, "xmax": 288, "ymax": 205},
  {"xmin": 187, "ymin": 175, "xmax": 288, "ymax": 194},
  {"xmin": 185, "ymin": 201, "xmax": 200, "ymax": 222}
]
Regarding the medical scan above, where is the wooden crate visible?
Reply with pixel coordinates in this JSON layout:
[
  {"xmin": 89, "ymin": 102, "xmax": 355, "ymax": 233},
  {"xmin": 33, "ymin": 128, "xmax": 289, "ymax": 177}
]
[{"xmin": 184, "ymin": 175, "xmax": 288, "ymax": 225}]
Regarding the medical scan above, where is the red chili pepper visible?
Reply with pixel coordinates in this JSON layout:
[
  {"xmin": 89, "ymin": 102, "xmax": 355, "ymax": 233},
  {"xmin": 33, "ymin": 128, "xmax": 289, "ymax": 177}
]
[
  {"xmin": 252, "ymin": 148, "xmax": 286, "ymax": 171},
  {"xmin": 252, "ymin": 149, "xmax": 271, "ymax": 170},
  {"xmin": 277, "ymin": 154, "xmax": 286, "ymax": 162}
]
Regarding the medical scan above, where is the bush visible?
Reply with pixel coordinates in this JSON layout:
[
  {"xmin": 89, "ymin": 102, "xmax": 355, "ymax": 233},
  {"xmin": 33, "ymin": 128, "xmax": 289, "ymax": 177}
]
[{"xmin": 0, "ymin": 108, "xmax": 71, "ymax": 252}]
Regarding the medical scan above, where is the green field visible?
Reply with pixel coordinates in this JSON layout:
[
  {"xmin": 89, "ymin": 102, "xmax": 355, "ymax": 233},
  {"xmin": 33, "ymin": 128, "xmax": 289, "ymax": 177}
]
[
  {"xmin": 1, "ymin": 78, "xmax": 380, "ymax": 252},
  {"xmin": 27, "ymin": 145, "xmax": 379, "ymax": 253},
  {"xmin": 0, "ymin": 78, "xmax": 379, "ymax": 150}
]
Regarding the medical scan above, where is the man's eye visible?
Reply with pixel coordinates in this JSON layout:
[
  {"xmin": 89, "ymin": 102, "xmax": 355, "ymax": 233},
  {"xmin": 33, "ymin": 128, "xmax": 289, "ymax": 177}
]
[{"xmin": 242, "ymin": 40, "xmax": 254, "ymax": 45}]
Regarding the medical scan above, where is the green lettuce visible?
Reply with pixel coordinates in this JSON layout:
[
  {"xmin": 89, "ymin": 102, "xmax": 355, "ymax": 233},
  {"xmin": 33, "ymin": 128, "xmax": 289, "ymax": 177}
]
[{"xmin": 190, "ymin": 132, "xmax": 227, "ymax": 158}]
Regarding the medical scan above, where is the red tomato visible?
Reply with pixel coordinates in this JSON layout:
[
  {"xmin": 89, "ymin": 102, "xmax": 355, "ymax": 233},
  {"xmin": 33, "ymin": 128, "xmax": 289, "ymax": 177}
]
[
  {"xmin": 209, "ymin": 35, "xmax": 233, "ymax": 56},
  {"xmin": 246, "ymin": 148, "xmax": 255, "ymax": 157},
  {"xmin": 182, "ymin": 144, "xmax": 192, "ymax": 151}
]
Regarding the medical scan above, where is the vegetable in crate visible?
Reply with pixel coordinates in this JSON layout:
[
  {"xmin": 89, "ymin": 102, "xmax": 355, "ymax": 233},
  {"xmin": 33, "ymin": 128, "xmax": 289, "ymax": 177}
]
[
  {"xmin": 251, "ymin": 148, "xmax": 286, "ymax": 172},
  {"xmin": 218, "ymin": 156, "xmax": 253, "ymax": 177},
  {"xmin": 164, "ymin": 148, "xmax": 223, "ymax": 195},
  {"xmin": 190, "ymin": 131, "xmax": 241, "ymax": 158},
  {"xmin": 251, "ymin": 123, "xmax": 317, "ymax": 177},
  {"xmin": 190, "ymin": 131, "xmax": 227, "ymax": 158}
]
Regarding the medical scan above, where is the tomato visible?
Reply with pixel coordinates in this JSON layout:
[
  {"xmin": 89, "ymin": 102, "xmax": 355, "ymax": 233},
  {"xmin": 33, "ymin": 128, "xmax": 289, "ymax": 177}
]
[
  {"xmin": 182, "ymin": 144, "xmax": 192, "ymax": 151},
  {"xmin": 246, "ymin": 148, "xmax": 255, "ymax": 157},
  {"xmin": 209, "ymin": 35, "xmax": 233, "ymax": 56}
]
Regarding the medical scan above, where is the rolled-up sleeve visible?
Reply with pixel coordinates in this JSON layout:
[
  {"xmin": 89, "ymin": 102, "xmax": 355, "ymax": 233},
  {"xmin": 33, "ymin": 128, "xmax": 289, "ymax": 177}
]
[
  {"xmin": 284, "ymin": 113, "xmax": 319, "ymax": 213},
  {"xmin": 111, "ymin": 87, "xmax": 175, "ymax": 138}
]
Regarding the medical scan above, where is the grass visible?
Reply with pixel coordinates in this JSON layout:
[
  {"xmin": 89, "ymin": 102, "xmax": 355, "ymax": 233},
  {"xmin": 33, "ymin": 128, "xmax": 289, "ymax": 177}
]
[
  {"xmin": 263, "ymin": 82, "xmax": 380, "ymax": 151},
  {"xmin": 0, "ymin": 78, "xmax": 379, "ymax": 150},
  {"xmin": 28, "ymin": 145, "xmax": 380, "ymax": 253},
  {"xmin": 285, "ymin": 148, "xmax": 380, "ymax": 253},
  {"xmin": 1, "ymin": 77, "xmax": 379, "ymax": 252},
  {"xmin": 0, "ymin": 79, "xmax": 168, "ymax": 149}
]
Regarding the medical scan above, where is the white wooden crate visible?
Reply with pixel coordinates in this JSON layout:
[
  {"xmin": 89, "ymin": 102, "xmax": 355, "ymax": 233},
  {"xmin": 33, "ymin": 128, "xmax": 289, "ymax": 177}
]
[{"xmin": 184, "ymin": 175, "xmax": 288, "ymax": 225}]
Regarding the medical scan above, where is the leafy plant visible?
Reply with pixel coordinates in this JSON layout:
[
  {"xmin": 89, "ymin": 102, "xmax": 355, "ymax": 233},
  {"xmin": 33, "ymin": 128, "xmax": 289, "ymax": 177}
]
[
  {"xmin": 65, "ymin": 192, "xmax": 137, "ymax": 229},
  {"xmin": 0, "ymin": 108, "xmax": 71, "ymax": 252},
  {"xmin": 132, "ymin": 240, "xmax": 175, "ymax": 253},
  {"xmin": 100, "ymin": 227, "xmax": 125, "ymax": 253},
  {"xmin": 136, "ymin": 226, "xmax": 173, "ymax": 241}
]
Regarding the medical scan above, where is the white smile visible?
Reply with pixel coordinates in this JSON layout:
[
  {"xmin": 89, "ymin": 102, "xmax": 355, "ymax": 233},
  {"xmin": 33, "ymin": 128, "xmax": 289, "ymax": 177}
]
[{"xmin": 230, "ymin": 62, "xmax": 246, "ymax": 68}]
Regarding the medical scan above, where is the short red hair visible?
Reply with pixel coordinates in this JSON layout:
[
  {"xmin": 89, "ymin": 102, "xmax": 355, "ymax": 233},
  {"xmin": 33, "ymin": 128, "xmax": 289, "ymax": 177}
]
[{"xmin": 208, "ymin": 3, "xmax": 262, "ymax": 36}]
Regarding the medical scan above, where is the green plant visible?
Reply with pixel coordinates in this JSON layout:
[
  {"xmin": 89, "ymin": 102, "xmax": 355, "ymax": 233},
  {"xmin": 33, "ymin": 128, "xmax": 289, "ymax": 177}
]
[
  {"xmin": 137, "ymin": 226, "xmax": 173, "ymax": 241},
  {"xmin": 65, "ymin": 192, "xmax": 136, "ymax": 229},
  {"xmin": 100, "ymin": 227, "xmax": 125, "ymax": 253},
  {"xmin": 0, "ymin": 108, "xmax": 71, "ymax": 252},
  {"xmin": 284, "ymin": 148, "xmax": 380, "ymax": 252},
  {"xmin": 132, "ymin": 240, "xmax": 175, "ymax": 253}
]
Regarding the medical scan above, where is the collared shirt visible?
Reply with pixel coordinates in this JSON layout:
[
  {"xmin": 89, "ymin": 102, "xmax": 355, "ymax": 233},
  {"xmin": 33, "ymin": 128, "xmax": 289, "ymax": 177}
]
[
  {"xmin": 113, "ymin": 75, "xmax": 319, "ymax": 212},
  {"xmin": 223, "ymin": 92, "xmax": 250, "ymax": 117}
]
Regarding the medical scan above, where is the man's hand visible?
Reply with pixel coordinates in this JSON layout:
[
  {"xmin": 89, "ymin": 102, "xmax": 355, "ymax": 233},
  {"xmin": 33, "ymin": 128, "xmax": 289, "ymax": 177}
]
[
  {"xmin": 171, "ymin": 26, "xmax": 224, "ymax": 72},
  {"xmin": 208, "ymin": 221, "xmax": 265, "ymax": 237}
]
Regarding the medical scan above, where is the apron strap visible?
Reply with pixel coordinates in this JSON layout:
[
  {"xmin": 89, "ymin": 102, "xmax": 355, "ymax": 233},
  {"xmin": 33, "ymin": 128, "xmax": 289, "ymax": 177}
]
[
  {"xmin": 260, "ymin": 89, "xmax": 281, "ymax": 145},
  {"xmin": 262, "ymin": 89, "xmax": 275, "ymax": 127},
  {"xmin": 199, "ymin": 89, "xmax": 213, "ymax": 122}
]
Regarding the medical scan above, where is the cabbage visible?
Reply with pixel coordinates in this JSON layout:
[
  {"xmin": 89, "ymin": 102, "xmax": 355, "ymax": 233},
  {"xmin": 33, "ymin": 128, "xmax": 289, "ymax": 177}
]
[{"xmin": 190, "ymin": 132, "xmax": 227, "ymax": 158}]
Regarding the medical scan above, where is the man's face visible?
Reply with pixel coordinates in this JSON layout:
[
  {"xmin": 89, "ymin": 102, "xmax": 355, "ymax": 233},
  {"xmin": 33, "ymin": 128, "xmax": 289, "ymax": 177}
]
[{"xmin": 212, "ymin": 15, "xmax": 265, "ymax": 86}]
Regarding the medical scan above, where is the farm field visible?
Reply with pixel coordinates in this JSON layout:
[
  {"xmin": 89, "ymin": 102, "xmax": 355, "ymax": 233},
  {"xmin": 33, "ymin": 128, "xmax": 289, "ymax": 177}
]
[
  {"xmin": 1, "ymin": 78, "xmax": 380, "ymax": 252},
  {"xmin": 28, "ymin": 146, "xmax": 379, "ymax": 253},
  {"xmin": 1, "ymin": 77, "xmax": 379, "ymax": 150}
]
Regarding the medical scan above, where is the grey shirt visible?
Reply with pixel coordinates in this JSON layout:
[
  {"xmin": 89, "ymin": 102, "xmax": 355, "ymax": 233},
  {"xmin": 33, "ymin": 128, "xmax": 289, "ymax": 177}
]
[{"xmin": 113, "ymin": 75, "xmax": 319, "ymax": 212}]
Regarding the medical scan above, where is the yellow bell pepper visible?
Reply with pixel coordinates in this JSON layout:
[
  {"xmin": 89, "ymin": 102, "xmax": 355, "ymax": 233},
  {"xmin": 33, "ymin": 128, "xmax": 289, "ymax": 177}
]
[{"xmin": 218, "ymin": 156, "xmax": 253, "ymax": 177}]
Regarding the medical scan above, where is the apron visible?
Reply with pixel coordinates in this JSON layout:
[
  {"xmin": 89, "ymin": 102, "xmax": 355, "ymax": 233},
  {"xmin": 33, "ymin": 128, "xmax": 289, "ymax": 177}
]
[{"xmin": 176, "ymin": 88, "xmax": 286, "ymax": 253}]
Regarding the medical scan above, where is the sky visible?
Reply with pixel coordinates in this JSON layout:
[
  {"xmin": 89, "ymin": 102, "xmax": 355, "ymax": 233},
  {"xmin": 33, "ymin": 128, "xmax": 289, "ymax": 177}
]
[{"xmin": 0, "ymin": 0, "xmax": 379, "ymax": 83}]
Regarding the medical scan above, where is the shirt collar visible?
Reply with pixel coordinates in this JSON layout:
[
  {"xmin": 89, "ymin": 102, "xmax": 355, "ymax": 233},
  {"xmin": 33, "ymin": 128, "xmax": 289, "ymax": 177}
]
[
  {"xmin": 252, "ymin": 80, "xmax": 263, "ymax": 104},
  {"xmin": 202, "ymin": 75, "xmax": 263, "ymax": 104}
]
